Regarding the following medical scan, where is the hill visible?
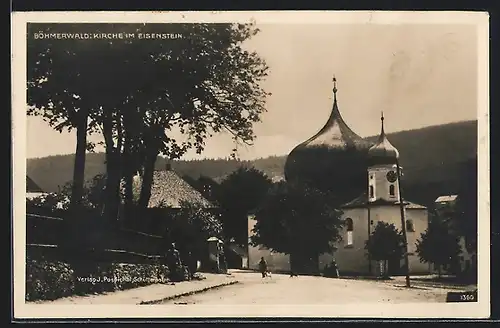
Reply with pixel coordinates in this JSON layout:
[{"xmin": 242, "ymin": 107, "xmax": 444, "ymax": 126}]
[{"xmin": 27, "ymin": 120, "xmax": 477, "ymax": 208}]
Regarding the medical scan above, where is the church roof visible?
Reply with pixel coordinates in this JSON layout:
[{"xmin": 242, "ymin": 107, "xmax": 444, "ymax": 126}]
[
  {"xmin": 341, "ymin": 192, "xmax": 426, "ymax": 210},
  {"xmin": 296, "ymin": 79, "xmax": 372, "ymax": 150},
  {"xmin": 368, "ymin": 113, "xmax": 399, "ymax": 165},
  {"xmin": 132, "ymin": 168, "xmax": 215, "ymax": 209}
]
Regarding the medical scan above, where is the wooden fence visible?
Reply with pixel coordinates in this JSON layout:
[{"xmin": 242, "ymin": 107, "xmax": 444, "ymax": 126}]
[{"xmin": 26, "ymin": 208, "xmax": 166, "ymax": 264}]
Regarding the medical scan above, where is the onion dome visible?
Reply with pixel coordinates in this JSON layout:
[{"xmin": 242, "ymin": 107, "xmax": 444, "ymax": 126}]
[
  {"xmin": 368, "ymin": 112, "xmax": 399, "ymax": 165},
  {"xmin": 284, "ymin": 77, "xmax": 374, "ymax": 205}
]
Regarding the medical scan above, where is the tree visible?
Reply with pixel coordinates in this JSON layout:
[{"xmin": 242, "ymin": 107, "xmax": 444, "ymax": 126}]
[
  {"xmin": 27, "ymin": 29, "xmax": 97, "ymax": 221},
  {"xmin": 250, "ymin": 181, "xmax": 343, "ymax": 274},
  {"xmin": 365, "ymin": 221, "xmax": 405, "ymax": 278},
  {"xmin": 416, "ymin": 213, "xmax": 462, "ymax": 277},
  {"xmin": 26, "ymin": 174, "xmax": 107, "ymax": 214},
  {"xmin": 167, "ymin": 201, "xmax": 224, "ymax": 262},
  {"xmin": 27, "ymin": 23, "xmax": 270, "ymax": 223},
  {"xmin": 217, "ymin": 166, "xmax": 273, "ymax": 246},
  {"xmin": 454, "ymin": 157, "xmax": 477, "ymax": 253}
]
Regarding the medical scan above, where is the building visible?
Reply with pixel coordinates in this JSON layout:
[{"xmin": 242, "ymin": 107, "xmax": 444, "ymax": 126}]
[
  {"xmin": 284, "ymin": 77, "xmax": 373, "ymax": 207},
  {"xmin": 319, "ymin": 114, "xmax": 429, "ymax": 275},
  {"xmin": 26, "ymin": 176, "xmax": 48, "ymax": 200},
  {"xmin": 248, "ymin": 79, "xmax": 430, "ymax": 275},
  {"xmin": 433, "ymin": 194, "xmax": 476, "ymax": 275},
  {"xmin": 128, "ymin": 162, "xmax": 217, "ymax": 233}
]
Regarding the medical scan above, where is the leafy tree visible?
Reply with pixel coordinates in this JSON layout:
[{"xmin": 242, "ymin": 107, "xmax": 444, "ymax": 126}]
[
  {"xmin": 416, "ymin": 214, "xmax": 462, "ymax": 277},
  {"xmin": 167, "ymin": 201, "xmax": 224, "ymax": 262},
  {"xmin": 26, "ymin": 174, "xmax": 108, "ymax": 214},
  {"xmin": 250, "ymin": 181, "xmax": 343, "ymax": 274},
  {"xmin": 365, "ymin": 221, "xmax": 405, "ymax": 278},
  {"xmin": 27, "ymin": 23, "xmax": 270, "ymax": 223},
  {"xmin": 26, "ymin": 192, "xmax": 70, "ymax": 213},
  {"xmin": 454, "ymin": 157, "xmax": 477, "ymax": 253},
  {"xmin": 217, "ymin": 166, "xmax": 273, "ymax": 246}
]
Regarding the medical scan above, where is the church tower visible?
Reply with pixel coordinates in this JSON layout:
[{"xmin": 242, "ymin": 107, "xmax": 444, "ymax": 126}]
[{"xmin": 367, "ymin": 113, "xmax": 400, "ymax": 203}]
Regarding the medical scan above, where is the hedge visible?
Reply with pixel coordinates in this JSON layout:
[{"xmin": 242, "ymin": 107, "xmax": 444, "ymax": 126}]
[{"xmin": 26, "ymin": 256, "xmax": 170, "ymax": 302}]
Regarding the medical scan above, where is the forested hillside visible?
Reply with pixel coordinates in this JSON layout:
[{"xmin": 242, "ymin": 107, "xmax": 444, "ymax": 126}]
[{"xmin": 27, "ymin": 120, "xmax": 477, "ymax": 208}]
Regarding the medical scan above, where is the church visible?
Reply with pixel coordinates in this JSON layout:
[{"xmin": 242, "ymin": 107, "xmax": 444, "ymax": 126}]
[{"xmin": 248, "ymin": 78, "xmax": 430, "ymax": 276}]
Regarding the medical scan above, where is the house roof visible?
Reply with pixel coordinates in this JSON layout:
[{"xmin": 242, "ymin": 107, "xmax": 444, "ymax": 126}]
[
  {"xmin": 132, "ymin": 169, "xmax": 215, "ymax": 209},
  {"xmin": 435, "ymin": 195, "xmax": 458, "ymax": 203},
  {"xmin": 341, "ymin": 192, "xmax": 426, "ymax": 210},
  {"xmin": 26, "ymin": 176, "xmax": 44, "ymax": 193}
]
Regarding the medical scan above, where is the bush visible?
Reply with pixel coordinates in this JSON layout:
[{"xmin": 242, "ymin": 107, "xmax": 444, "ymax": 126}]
[
  {"xmin": 26, "ymin": 256, "xmax": 170, "ymax": 302},
  {"xmin": 26, "ymin": 257, "xmax": 75, "ymax": 301}
]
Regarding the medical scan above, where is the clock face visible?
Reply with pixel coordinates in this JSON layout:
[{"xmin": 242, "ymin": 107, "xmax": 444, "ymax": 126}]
[{"xmin": 386, "ymin": 170, "xmax": 398, "ymax": 183}]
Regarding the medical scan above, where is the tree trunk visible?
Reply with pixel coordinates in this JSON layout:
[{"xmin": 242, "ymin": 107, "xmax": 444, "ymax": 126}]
[
  {"xmin": 65, "ymin": 110, "xmax": 89, "ymax": 251},
  {"xmin": 67, "ymin": 109, "xmax": 89, "ymax": 295},
  {"xmin": 102, "ymin": 111, "xmax": 122, "ymax": 224},
  {"xmin": 70, "ymin": 110, "xmax": 88, "ymax": 211},
  {"xmin": 138, "ymin": 149, "xmax": 158, "ymax": 209},
  {"xmin": 122, "ymin": 132, "xmax": 134, "ymax": 226}
]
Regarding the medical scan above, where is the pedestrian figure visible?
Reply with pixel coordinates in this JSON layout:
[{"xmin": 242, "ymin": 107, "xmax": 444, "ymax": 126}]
[
  {"xmin": 258, "ymin": 257, "xmax": 268, "ymax": 278},
  {"xmin": 166, "ymin": 243, "xmax": 183, "ymax": 282},
  {"xmin": 332, "ymin": 259, "xmax": 340, "ymax": 278},
  {"xmin": 186, "ymin": 251, "xmax": 197, "ymax": 279}
]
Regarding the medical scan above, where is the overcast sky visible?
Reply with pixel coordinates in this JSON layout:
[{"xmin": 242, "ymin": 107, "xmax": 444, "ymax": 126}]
[{"xmin": 26, "ymin": 23, "xmax": 478, "ymax": 160}]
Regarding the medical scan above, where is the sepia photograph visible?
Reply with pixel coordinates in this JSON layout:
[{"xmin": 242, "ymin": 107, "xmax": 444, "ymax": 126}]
[{"xmin": 12, "ymin": 11, "xmax": 489, "ymax": 319}]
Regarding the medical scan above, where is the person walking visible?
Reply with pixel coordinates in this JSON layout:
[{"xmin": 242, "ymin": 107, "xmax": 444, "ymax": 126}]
[
  {"xmin": 166, "ymin": 243, "xmax": 183, "ymax": 282},
  {"xmin": 258, "ymin": 257, "xmax": 268, "ymax": 278}
]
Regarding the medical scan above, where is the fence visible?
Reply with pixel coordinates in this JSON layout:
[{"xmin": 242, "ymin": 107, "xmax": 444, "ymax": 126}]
[{"xmin": 26, "ymin": 209, "xmax": 166, "ymax": 264}]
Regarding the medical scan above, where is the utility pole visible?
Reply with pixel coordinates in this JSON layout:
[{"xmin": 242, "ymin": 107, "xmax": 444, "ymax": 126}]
[
  {"xmin": 367, "ymin": 204, "xmax": 372, "ymax": 274},
  {"xmin": 396, "ymin": 160, "xmax": 411, "ymax": 288}
]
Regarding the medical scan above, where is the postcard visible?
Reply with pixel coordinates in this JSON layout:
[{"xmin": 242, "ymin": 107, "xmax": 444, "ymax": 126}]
[{"xmin": 12, "ymin": 10, "xmax": 490, "ymax": 319}]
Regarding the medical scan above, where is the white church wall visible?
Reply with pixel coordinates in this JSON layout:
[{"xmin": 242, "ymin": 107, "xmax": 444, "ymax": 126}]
[
  {"xmin": 405, "ymin": 209, "xmax": 431, "ymax": 274},
  {"xmin": 370, "ymin": 206, "xmax": 430, "ymax": 274},
  {"xmin": 247, "ymin": 216, "xmax": 291, "ymax": 272},
  {"xmin": 330, "ymin": 208, "xmax": 372, "ymax": 275},
  {"xmin": 330, "ymin": 205, "xmax": 430, "ymax": 275}
]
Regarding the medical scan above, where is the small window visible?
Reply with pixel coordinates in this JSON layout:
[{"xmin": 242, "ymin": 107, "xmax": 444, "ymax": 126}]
[
  {"xmin": 347, "ymin": 231, "xmax": 353, "ymax": 246},
  {"xmin": 345, "ymin": 218, "xmax": 354, "ymax": 231},
  {"xmin": 370, "ymin": 175, "xmax": 373, "ymax": 180},
  {"xmin": 369, "ymin": 185, "xmax": 374, "ymax": 199},
  {"xmin": 389, "ymin": 184, "xmax": 395, "ymax": 197},
  {"xmin": 406, "ymin": 219, "xmax": 415, "ymax": 232},
  {"xmin": 345, "ymin": 218, "xmax": 354, "ymax": 247}
]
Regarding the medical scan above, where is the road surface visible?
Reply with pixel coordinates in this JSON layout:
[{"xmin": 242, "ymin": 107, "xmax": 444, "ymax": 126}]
[{"xmin": 162, "ymin": 271, "xmax": 455, "ymax": 305}]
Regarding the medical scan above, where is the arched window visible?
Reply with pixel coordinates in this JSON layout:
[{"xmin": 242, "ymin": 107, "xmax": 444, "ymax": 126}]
[
  {"xmin": 389, "ymin": 184, "xmax": 395, "ymax": 197},
  {"xmin": 369, "ymin": 185, "xmax": 374, "ymax": 199},
  {"xmin": 345, "ymin": 218, "xmax": 354, "ymax": 247},
  {"xmin": 406, "ymin": 219, "xmax": 415, "ymax": 232}
]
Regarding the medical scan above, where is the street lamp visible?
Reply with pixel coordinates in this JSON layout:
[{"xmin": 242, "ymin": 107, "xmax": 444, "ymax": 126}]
[{"xmin": 395, "ymin": 160, "xmax": 411, "ymax": 288}]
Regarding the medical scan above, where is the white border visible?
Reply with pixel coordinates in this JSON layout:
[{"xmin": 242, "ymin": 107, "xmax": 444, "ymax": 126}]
[{"xmin": 12, "ymin": 11, "xmax": 490, "ymax": 319}]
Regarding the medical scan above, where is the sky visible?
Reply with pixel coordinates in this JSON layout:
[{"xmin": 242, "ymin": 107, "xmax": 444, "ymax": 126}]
[{"xmin": 26, "ymin": 23, "xmax": 478, "ymax": 160}]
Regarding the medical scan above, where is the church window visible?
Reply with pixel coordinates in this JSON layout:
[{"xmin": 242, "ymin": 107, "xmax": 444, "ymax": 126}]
[
  {"xmin": 345, "ymin": 218, "xmax": 354, "ymax": 247},
  {"xmin": 406, "ymin": 219, "xmax": 415, "ymax": 232},
  {"xmin": 389, "ymin": 184, "xmax": 395, "ymax": 197},
  {"xmin": 369, "ymin": 185, "xmax": 374, "ymax": 199}
]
